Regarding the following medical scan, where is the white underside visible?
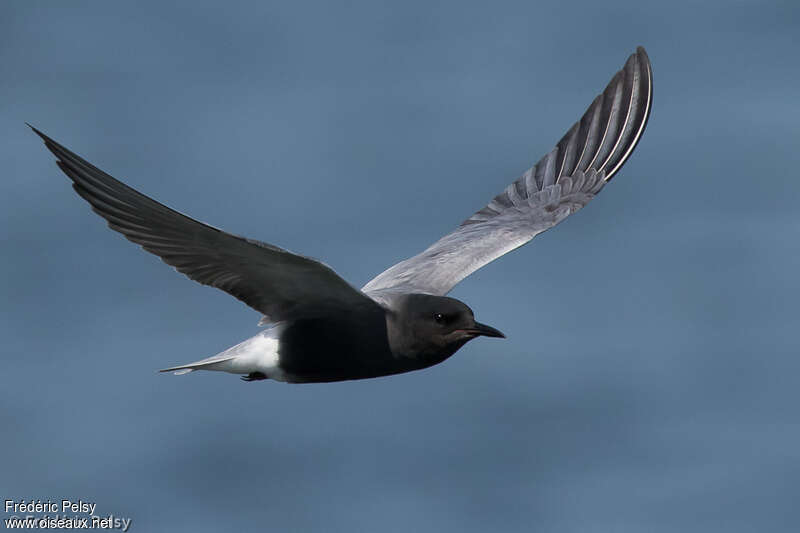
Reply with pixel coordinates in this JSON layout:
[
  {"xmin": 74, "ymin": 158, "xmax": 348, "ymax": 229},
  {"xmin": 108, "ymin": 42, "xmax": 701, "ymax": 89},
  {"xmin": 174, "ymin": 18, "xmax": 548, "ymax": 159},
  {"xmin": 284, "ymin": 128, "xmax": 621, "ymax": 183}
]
[{"xmin": 161, "ymin": 324, "xmax": 288, "ymax": 382}]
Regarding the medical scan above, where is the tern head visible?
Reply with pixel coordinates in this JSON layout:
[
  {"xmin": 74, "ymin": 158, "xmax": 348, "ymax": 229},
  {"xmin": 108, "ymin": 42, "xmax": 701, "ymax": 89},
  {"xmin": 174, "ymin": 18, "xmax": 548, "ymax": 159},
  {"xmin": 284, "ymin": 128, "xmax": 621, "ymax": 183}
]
[{"xmin": 387, "ymin": 293, "xmax": 504, "ymax": 363}]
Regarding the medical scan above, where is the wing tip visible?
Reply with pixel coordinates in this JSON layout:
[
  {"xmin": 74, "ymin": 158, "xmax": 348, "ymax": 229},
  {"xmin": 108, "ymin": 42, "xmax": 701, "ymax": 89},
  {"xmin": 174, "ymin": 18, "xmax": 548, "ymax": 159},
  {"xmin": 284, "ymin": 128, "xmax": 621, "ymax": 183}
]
[
  {"xmin": 635, "ymin": 46, "xmax": 650, "ymax": 65},
  {"xmin": 27, "ymin": 122, "xmax": 50, "ymax": 143},
  {"xmin": 28, "ymin": 123, "xmax": 73, "ymax": 166},
  {"xmin": 601, "ymin": 45, "xmax": 653, "ymax": 182}
]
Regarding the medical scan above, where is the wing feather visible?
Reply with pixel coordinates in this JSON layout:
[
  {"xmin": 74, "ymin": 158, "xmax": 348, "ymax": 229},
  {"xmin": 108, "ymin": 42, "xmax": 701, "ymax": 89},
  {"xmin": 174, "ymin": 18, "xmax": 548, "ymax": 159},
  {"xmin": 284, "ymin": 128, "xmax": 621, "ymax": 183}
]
[
  {"xmin": 32, "ymin": 127, "xmax": 376, "ymax": 322},
  {"xmin": 363, "ymin": 47, "xmax": 652, "ymax": 296}
]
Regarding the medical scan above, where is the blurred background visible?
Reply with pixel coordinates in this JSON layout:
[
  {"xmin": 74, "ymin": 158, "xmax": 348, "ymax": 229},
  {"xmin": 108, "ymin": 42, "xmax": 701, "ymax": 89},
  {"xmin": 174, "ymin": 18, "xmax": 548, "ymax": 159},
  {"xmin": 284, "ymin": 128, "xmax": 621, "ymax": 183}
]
[{"xmin": 2, "ymin": 1, "xmax": 799, "ymax": 531}]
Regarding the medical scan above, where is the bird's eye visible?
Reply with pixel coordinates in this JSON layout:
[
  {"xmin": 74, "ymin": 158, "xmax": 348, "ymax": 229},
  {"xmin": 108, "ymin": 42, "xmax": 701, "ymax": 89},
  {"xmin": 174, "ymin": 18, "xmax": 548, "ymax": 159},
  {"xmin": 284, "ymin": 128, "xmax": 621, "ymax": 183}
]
[{"xmin": 434, "ymin": 313, "xmax": 444, "ymax": 323}]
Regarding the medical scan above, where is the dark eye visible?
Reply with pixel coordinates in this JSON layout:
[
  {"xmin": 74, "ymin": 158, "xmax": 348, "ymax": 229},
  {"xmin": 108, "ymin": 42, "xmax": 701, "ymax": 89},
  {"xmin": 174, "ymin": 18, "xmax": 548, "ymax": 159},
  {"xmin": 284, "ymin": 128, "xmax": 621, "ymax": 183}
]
[{"xmin": 434, "ymin": 313, "xmax": 444, "ymax": 323}]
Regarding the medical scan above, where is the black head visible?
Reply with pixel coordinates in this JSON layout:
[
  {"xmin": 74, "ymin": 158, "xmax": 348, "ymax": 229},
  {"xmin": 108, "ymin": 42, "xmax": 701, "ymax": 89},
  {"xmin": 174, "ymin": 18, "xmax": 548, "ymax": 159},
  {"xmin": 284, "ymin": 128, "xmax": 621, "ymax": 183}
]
[{"xmin": 388, "ymin": 293, "xmax": 504, "ymax": 363}]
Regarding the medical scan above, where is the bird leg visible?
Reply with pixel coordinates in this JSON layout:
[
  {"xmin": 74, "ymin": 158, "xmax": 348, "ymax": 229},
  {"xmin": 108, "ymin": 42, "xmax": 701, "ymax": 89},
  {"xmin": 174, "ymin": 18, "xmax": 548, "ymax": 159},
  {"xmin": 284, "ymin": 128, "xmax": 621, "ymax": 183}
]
[{"xmin": 241, "ymin": 372, "xmax": 268, "ymax": 382}]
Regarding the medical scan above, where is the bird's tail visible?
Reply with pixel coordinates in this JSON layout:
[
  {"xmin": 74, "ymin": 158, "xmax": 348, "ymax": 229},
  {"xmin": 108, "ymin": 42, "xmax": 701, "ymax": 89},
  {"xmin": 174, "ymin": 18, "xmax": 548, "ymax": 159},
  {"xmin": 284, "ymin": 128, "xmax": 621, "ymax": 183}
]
[
  {"xmin": 158, "ymin": 326, "xmax": 284, "ymax": 379},
  {"xmin": 159, "ymin": 353, "xmax": 238, "ymax": 375}
]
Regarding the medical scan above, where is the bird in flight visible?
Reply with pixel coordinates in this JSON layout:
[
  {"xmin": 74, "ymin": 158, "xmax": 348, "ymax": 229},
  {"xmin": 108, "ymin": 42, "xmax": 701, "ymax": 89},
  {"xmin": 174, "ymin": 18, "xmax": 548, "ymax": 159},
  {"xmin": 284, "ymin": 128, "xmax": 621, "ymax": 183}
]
[{"xmin": 32, "ymin": 47, "xmax": 652, "ymax": 384}]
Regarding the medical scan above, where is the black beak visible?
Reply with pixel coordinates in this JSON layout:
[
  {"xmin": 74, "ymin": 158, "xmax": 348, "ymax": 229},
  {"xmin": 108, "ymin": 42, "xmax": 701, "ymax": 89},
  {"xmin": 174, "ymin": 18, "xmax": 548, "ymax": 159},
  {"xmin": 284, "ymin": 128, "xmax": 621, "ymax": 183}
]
[{"xmin": 463, "ymin": 321, "xmax": 506, "ymax": 339}]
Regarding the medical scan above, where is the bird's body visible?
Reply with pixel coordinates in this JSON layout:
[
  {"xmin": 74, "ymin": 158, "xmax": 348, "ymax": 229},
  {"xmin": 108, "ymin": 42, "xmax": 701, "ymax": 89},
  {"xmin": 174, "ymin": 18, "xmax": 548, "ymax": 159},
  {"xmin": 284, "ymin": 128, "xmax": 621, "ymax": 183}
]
[
  {"xmin": 32, "ymin": 47, "xmax": 652, "ymax": 384},
  {"xmin": 163, "ymin": 292, "xmax": 502, "ymax": 383}
]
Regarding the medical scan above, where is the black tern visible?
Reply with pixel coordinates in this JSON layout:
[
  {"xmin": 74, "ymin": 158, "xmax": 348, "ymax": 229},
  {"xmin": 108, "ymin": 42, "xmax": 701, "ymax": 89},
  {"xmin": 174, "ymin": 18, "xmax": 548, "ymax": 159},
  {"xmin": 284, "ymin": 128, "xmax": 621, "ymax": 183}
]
[{"xmin": 31, "ymin": 47, "xmax": 652, "ymax": 383}]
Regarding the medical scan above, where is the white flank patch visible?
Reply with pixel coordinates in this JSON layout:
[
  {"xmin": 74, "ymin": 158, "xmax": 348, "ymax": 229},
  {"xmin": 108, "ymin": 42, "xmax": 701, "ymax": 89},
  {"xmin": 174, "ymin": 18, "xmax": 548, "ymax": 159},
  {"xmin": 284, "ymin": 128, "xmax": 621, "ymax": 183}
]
[
  {"xmin": 221, "ymin": 329, "xmax": 284, "ymax": 379},
  {"xmin": 165, "ymin": 325, "xmax": 288, "ymax": 381}
]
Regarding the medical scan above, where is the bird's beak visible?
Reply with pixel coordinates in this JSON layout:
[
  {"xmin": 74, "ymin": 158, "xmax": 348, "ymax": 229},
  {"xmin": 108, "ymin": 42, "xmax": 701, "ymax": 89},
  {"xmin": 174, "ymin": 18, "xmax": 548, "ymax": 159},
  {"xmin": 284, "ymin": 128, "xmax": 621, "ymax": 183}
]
[{"xmin": 462, "ymin": 321, "xmax": 506, "ymax": 338}]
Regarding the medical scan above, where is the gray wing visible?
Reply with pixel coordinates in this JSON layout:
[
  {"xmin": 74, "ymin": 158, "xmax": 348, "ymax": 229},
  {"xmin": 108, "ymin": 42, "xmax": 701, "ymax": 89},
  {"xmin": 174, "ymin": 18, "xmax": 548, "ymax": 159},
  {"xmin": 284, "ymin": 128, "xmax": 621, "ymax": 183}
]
[
  {"xmin": 363, "ymin": 47, "xmax": 652, "ymax": 296},
  {"xmin": 32, "ymin": 127, "xmax": 378, "ymax": 323}
]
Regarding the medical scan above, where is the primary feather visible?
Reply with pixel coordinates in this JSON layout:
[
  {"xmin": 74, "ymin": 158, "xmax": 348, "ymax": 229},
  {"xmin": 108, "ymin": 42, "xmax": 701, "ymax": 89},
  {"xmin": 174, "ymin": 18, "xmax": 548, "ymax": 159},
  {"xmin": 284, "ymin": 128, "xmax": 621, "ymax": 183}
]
[
  {"xmin": 363, "ymin": 47, "xmax": 652, "ymax": 296},
  {"xmin": 29, "ymin": 126, "xmax": 377, "ymax": 324}
]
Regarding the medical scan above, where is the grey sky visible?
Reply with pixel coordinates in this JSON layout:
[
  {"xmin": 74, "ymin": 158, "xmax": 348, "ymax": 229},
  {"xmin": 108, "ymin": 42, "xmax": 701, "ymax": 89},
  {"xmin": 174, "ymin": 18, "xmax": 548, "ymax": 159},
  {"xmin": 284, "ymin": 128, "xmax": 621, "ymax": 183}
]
[{"xmin": 2, "ymin": 1, "xmax": 799, "ymax": 531}]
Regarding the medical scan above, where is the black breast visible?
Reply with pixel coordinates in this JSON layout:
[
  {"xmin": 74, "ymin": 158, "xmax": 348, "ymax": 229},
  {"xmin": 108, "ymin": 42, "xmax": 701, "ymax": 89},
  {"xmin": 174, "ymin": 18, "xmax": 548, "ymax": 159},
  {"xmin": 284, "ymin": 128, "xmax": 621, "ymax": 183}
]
[{"xmin": 278, "ymin": 306, "xmax": 398, "ymax": 383}]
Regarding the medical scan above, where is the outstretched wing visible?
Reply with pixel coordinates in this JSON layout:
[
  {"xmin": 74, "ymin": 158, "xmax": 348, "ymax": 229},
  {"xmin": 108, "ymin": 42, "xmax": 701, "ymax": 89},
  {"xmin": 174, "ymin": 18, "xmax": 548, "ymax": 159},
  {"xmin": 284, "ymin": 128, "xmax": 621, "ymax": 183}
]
[
  {"xmin": 32, "ymin": 127, "xmax": 377, "ymax": 323},
  {"xmin": 363, "ymin": 47, "xmax": 652, "ymax": 296}
]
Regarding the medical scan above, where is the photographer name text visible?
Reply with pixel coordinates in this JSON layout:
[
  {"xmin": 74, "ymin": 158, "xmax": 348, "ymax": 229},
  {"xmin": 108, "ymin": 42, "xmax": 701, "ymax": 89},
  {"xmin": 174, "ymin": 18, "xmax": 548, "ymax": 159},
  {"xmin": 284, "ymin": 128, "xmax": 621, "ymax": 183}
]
[{"xmin": 4, "ymin": 500, "xmax": 131, "ymax": 531}]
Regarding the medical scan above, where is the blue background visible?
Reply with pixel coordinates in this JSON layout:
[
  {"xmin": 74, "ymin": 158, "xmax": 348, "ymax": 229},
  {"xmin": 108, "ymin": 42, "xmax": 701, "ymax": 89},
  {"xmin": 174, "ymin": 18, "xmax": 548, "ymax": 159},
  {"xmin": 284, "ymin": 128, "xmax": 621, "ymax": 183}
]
[{"xmin": 2, "ymin": 1, "xmax": 799, "ymax": 531}]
